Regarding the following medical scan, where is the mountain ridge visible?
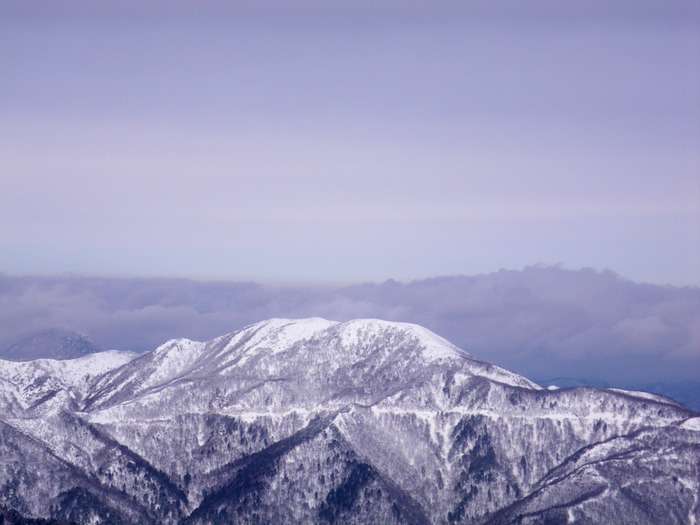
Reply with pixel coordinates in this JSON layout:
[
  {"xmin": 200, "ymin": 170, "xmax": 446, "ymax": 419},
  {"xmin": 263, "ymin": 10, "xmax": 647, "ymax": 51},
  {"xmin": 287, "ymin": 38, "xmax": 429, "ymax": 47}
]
[{"xmin": 0, "ymin": 318, "xmax": 697, "ymax": 524}]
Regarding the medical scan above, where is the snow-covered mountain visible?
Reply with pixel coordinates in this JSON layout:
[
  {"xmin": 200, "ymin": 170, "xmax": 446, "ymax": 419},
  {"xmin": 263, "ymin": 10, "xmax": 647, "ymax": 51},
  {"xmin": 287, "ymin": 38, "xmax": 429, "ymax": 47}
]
[{"xmin": 0, "ymin": 318, "xmax": 697, "ymax": 524}]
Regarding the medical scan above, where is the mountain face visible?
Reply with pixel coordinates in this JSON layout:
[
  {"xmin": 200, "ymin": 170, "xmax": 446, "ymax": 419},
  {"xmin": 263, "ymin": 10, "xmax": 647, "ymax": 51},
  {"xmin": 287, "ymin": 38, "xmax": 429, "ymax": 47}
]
[
  {"xmin": 0, "ymin": 318, "xmax": 697, "ymax": 524},
  {"xmin": 0, "ymin": 328, "xmax": 105, "ymax": 361}
]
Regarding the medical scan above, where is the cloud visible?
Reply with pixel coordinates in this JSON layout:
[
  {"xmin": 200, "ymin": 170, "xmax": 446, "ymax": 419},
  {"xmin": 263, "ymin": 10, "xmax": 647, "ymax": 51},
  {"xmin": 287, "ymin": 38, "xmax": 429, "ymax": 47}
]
[{"xmin": 0, "ymin": 267, "xmax": 698, "ymax": 386}]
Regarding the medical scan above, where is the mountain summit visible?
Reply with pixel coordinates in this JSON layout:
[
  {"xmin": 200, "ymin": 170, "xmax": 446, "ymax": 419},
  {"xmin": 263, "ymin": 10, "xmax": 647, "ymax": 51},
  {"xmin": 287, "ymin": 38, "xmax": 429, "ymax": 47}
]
[{"xmin": 0, "ymin": 318, "xmax": 697, "ymax": 524}]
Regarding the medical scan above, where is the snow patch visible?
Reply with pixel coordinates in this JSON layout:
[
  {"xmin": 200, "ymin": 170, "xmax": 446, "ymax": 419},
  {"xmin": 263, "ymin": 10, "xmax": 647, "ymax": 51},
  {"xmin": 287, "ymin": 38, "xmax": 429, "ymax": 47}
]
[
  {"xmin": 680, "ymin": 417, "xmax": 700, "ymax": 431},
  {"xmin": 406, "ymin": 322, "xmax": 471, "ymax": 361},
  {"xmin": 607, "ymin": 388, "xmax": 682, "ymax": 406},
  {"xmin": 144, "ymin": 338, "xmax": 205, "ymax": 388},
  {"xmin": 263, "ymin": 318, "xmax": 338, "ymax": 354}
]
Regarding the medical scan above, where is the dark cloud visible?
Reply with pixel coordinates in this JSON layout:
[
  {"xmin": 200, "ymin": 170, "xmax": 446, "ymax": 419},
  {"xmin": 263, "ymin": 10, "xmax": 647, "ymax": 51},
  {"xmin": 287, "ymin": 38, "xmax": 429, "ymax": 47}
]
[{"xmin": 0, "ymin": 267, "xmax": 698, "ymax": 387}]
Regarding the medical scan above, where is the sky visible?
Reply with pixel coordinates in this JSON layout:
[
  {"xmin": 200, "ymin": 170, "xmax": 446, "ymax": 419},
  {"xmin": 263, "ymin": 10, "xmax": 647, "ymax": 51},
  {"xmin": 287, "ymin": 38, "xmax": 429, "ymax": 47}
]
[{"xmin": 1, "ymin": 0, "xmax": 699, "ymax": 286}]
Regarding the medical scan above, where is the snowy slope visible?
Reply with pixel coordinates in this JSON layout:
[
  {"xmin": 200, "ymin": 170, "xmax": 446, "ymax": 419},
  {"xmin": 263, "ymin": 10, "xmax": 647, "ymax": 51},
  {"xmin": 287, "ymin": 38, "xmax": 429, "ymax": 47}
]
[
  {"xmin": 0, "ymin": 349, "xmax": 137, "ymax": 416},
  {"xmin": 0, "ymin": 318, "xmax": 696, "ymax": 524}
]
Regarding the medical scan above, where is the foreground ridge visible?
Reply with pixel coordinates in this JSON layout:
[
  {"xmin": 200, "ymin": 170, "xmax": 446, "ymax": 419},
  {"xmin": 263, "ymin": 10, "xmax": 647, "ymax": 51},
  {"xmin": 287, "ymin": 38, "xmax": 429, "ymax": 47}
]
[{"xmin": 0, "ymin": 318, "xmax": 697, "ymax": 524}]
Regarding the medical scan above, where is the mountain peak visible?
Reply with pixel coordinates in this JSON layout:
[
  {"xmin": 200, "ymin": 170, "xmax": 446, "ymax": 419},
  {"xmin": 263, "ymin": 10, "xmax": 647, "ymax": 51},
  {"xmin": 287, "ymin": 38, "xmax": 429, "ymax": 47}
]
[
  {"xmin": 0, "ymin": 318, "xmax": 697, "ymax": 524},
  {"xmin": 84, "ymin": 318, "xmax": 539, "ymax": 416},
  {"xmin": 213, "ymin": 317, "xmax": 470, "ymax": 365}
]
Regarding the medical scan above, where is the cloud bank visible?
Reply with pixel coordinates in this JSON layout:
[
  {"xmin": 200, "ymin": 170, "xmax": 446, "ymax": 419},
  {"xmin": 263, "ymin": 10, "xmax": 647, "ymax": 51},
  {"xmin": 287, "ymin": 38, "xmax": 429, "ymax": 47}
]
[{"xmin": 1, "ymin": 267, "xmax": 697, "ymax": 387}]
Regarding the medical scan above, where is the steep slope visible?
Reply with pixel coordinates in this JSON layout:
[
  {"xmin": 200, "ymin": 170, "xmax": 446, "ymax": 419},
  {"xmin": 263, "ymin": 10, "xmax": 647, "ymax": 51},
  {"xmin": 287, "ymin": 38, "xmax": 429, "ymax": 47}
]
[
  {"xmin": 84, "ymin": 318, "xmax": 537, "ymax": 414},
  {"xmin": 0, "ymin": 350, "xmax": 137, "ymax": 417},
  {"xmin": 0, "ymin": 318, "xmax": 696, "ymax": 524},
  {"xmin": 486, "ymin": 420, "xmax": 700, "ymax": 525}
]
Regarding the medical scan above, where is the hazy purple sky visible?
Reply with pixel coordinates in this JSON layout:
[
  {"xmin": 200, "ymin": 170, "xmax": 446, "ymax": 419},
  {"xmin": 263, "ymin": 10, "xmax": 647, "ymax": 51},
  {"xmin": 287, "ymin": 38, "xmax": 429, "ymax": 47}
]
[{"xmin": 2, "ymin": 0, "xmax": 699, "ymax": 285}]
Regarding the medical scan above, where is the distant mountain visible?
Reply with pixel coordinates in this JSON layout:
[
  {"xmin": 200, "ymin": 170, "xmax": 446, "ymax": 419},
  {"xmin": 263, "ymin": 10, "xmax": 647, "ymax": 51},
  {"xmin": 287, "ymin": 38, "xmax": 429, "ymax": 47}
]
[
  {"xmin": 0, "ymin": 318, "xmax": 697, "ymax": 524},
  {"xmin": 0, "ymin": 328, "xmax": 105, "ymax": 361},
  {"xmin": 537, "ymin": 377, "xmax": 611, "ymax": 389},
  {"xmin": 641, "ymin": 380, "xmax": 700, "ymax": 413}
]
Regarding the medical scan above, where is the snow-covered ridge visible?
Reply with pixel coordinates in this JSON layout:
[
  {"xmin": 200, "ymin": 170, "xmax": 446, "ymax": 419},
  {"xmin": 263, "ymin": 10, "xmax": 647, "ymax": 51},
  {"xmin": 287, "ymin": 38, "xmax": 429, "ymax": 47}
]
[
  {"xmin": 213, "ymin": 317, "xmax": 338, "ymax": 365},
  {"xmin": 0, "ymin": 349, "xmax": 137, "ymax": 390},
  {"xmin": 220, "ymin": 317, "xmax": 474, "ymax": 366},
  {"xmin": 3, "ymin": 319, "xmax": 691, "ymax": 414},
  {"xmin": 681, "ymin": 417, "xmax": 700, "ymax": 431},
  {"xmin": 607, "ymin": 387, "xmax": 685, "ymax": 407},
  {"xmin": 21, "ymin": 318, "xmax": 542, "ymax": 415},
  {"xmin": 0, "ymin": 318, "xmax": 697, "ymax": 525},
  {"xmin": 0, "ymin": 349, "xmax": 138, "ymax": 415},
  {"xmin": 208, "ymin": 318, "xmax": 539, "ymax": 391}
]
